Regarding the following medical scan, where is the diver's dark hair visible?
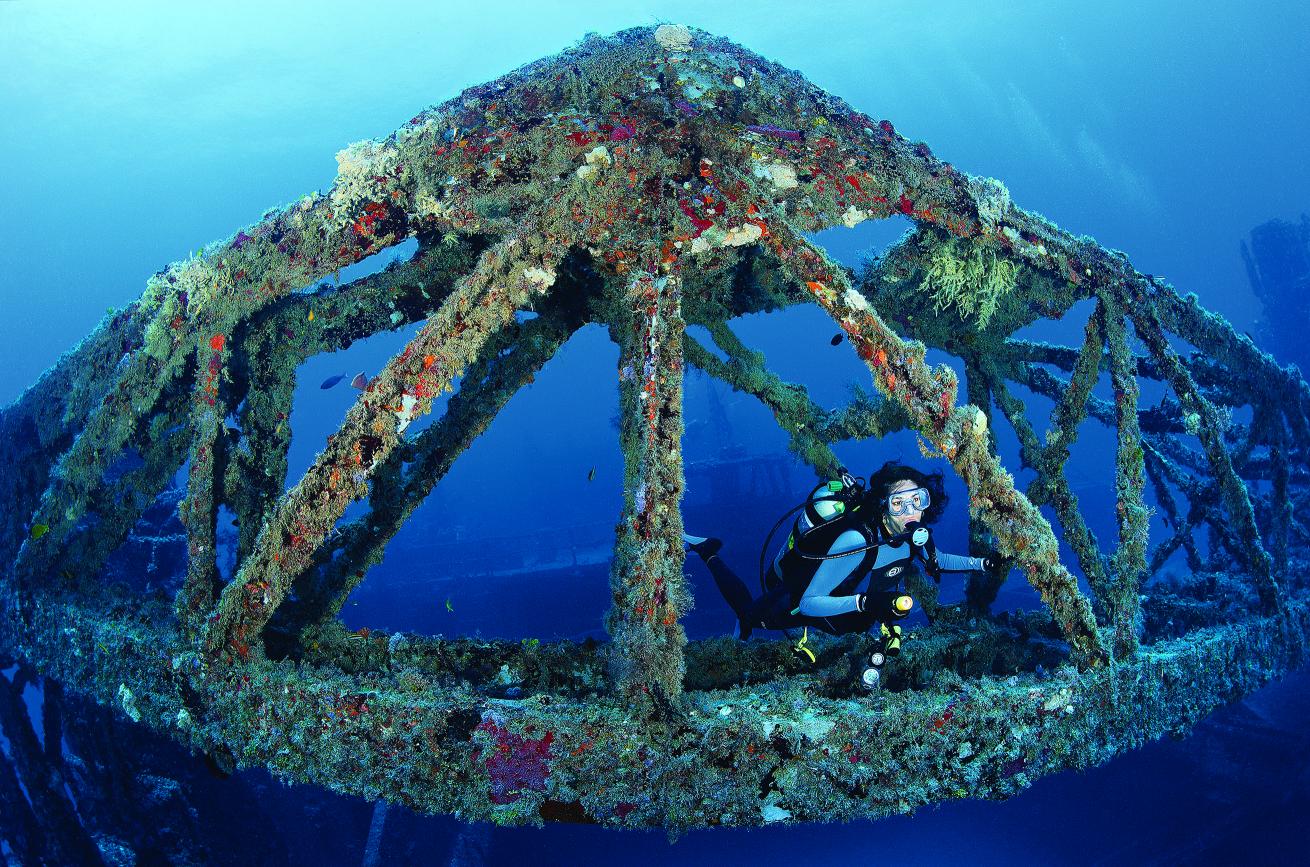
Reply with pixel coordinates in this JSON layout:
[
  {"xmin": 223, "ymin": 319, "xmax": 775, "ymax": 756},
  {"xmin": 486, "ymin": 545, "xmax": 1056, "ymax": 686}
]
[{"xmin": 866, "ymin": 460, "xmax": 949, "ymax": 524}]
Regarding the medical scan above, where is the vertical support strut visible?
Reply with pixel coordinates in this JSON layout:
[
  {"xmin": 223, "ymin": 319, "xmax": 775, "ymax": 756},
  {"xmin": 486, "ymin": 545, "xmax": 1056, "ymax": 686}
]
[
  {"xmin": 961, "ymin": 355, "xmax": 1002, "ymax": 613},
  {"xmin": 178, "ymin": 322, "xmax": 238, "ymax": 640},
  {"xmin": 606, "ymin": 268, "xmax": 690, "ymax": 702},
  {"xmin": 1100, "ymin": 296, "xmax": 1148, "ymax": 658}
]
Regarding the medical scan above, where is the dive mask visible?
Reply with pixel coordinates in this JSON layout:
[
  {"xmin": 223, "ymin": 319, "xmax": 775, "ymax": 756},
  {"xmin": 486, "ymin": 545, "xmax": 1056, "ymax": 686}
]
[{"xmin": 886, "ymin": 486, "xmax": 930, "ymax": 517}]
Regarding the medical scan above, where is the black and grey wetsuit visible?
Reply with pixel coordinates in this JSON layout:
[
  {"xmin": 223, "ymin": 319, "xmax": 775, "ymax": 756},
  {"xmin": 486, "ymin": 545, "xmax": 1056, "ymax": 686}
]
[
  {"xmin": 697, "ymin": 485, "xmax": 985, "ymax": 639},
  {"xmin": 775, "ymin": 519, "xmax": 983, "ymax": 634},
  {"xmin": 746, "ymin": 504, "xmax": 983, "ymax": 635}
]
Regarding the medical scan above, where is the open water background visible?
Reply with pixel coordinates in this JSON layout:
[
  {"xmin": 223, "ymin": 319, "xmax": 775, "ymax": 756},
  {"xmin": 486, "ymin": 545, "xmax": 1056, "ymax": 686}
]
[{"xmin": 2, "ymin": 1, "xmax": 1309, "ymax": 863}]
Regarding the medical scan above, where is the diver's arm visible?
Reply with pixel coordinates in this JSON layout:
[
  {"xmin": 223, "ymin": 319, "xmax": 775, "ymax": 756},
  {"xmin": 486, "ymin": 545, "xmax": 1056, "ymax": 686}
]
[
  {"xmin": 797, "ymin": 529, "xmax": 867, "ymax": 617},
  {"xmin": 933, "ymin": 549, "xmax": 987, "ymax": 572}
]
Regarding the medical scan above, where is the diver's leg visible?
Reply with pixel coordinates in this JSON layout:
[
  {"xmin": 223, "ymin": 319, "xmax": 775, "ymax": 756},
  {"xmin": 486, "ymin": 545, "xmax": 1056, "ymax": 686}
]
[
  {"xmin": 695, "ymin": 548, "xmax": 759, "ymax": 639},
  {"xmin": 682, "ymin": 532, "xmax": 722, "ymax": 558}
]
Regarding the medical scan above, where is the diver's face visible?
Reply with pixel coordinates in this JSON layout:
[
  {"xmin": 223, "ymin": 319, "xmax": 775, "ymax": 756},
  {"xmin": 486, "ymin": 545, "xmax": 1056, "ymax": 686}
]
[{"xmin": 885, "ymin": 479, "xmax": 924, "ymax": 533}]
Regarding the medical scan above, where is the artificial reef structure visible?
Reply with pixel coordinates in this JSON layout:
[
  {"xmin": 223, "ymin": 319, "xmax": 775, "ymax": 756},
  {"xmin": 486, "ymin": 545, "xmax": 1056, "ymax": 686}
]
[{"xmin": 2, "ymin": 24, "xmax": 1308, "ymax": 843}]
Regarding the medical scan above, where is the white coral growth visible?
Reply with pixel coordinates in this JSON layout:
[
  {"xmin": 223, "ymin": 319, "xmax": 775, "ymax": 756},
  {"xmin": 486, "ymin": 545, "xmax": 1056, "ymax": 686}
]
[{"xmin": 654, "ymin": 24, "xmax": 693, "ymax": 51}]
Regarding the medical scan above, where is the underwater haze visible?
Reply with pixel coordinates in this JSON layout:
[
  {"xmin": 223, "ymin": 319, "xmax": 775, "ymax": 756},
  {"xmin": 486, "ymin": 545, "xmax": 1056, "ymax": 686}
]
[{"xmin": 2, "ymin": 1, "xmax": 1310, "ymax": 864}]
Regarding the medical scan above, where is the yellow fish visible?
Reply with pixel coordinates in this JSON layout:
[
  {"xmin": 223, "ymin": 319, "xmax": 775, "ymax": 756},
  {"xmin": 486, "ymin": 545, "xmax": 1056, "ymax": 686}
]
[
  {"xmin": 30, "ymin": 524, "xmax": 49, "ymax": 540},
  {"xmin": 445, "ymin": 597, "xmax": 454, "ymax": 613},
  {"xmin": 308, "ymin": 310, "xmax": 315, "ymax": 322}
]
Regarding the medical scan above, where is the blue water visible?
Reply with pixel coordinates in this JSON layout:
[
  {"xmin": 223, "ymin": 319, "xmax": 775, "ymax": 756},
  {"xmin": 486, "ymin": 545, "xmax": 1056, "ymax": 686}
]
[{"xmin": 2, "ymin": 1, "xmax": 1309, "ymax": 863}]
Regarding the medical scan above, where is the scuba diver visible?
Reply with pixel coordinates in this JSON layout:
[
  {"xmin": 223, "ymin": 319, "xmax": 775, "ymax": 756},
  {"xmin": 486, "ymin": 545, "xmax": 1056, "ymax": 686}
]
[{"xmin": 684, "ymin": 461, "xmax": 999, "ymax": 663}]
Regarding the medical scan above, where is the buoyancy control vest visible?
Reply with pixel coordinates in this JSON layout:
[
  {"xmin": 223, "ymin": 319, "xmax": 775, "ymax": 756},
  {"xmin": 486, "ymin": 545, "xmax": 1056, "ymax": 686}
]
[
  {"xmin": 770, "ymin": 480, "xmax": 878, "ymax": 601},
  {"xmin": 765, "ymin": 479, "xmax": 943, "ymax": 607}
]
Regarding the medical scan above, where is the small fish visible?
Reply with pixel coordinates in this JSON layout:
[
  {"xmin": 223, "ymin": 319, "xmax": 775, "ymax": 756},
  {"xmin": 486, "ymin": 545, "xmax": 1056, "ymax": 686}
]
[
  {"xmin": 308, "ymin": 310, "xmax": 315, "ymax": 322},
  {"xmin": 30, "ymin": 523, "xmax": 49, "ymax": 540},
  {"xmin": 588, "ymin": 465, "xmax": 597, "ymax": 482},
  {"xmin": 445, "ymin": 597, "xmax": 454, "ymax": 613},
  {"xmin": 320, "ymin": 373, "xmax": 347, "ymax": 390},
  {"xmin": 830, "ymin": 333, "xmax": 843, "ymax": 346},
  {"xmin": 350, "ymin": 372, "xmax": 370, "ymax": 389}
]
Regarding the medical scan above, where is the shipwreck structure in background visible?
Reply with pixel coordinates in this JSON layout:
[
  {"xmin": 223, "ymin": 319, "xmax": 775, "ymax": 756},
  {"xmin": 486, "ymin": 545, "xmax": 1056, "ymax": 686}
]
[{"xmin": 2, "ymin": 25, "xmax": 1308, "ymax": 845}]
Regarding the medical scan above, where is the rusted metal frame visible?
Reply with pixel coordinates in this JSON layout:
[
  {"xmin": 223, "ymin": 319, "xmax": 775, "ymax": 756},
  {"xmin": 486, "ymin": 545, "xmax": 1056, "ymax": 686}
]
[
  {"xmin": 1, "ymin": 377, "xmax": 191, "ymax": 602},
  {"xmin": 25, "ymin": 381, "xmax": 189, "ymax": 598},
  {"xmin": 1100, "ymin": 296, "xmax": 1149, "ymax": 658},
  {"xmin": 986, "ymin": 315, "xmax": 1113, "ymax": 605},
  {"xmin": 1040, "ymin": 300, "xmax": 1106, "ymax": 496},
  {"xmin": 1008, "ymin": 358, "xmax": 1210, "ymax": 584},
  {"xmin": 604, "ymin": 265, "xmax": 690, "ymax": 700},
  {"xmin": 1032, "ymin": 302, "xmax": 1105, "ymax": 518},
  {"xmin": 288, "ymin": 293, "xmax": 585, "ymax": 629},
  {"xmin": 0, "ymin": 302, "xmax": 153, "ymax": 565},
  {"xmin": 1232, "ymin": 451, "xmax": 1310, "ymax": 484},
  {"xmin": 224, "ymin": 320, "xmax": 298, "ymax": 565},
  {"xmin": 960, "ymin": 353, "xmax": 1006, "ymax": 613},
  {"xmin": 1011, "ymin": 361, "xmax": 1182, "ymax": 440},
  {"xmin": 819, "ymin": 387, "xmax": 914, "ymax": 443},
  {"xmin": 9, "ymin": 180, "xmax": 417, "ymax": 594},
  {"xmin": 177, "ymin": 325, "xmax": 240, "ymax": 641},
  {"xmin": 1141, "ymin": 441, "xmax": 1205, "ymax": 575},
  {"xmin": 682, "ymin": 322, "xmax": 843, "ymax": 478},
  {"xmin": 697, "ymin": 312, "xmax": 913, "ymax": 446},
  {"xmin": 201, "ymin": 231, "xmax": 566, "ymax": 662},
  {"xmin": 1000, "ymin": 340, "xmax": 1084, "ymax": 373},
  {"xmin": 0, "ymin": 670, "xmax": 103, "ymax": 865},
  {"xmin": 761, "ymin": 217, "xmax": 1108, "ymax": 667},
  {"xmin": 1152, "ymin": 284, "xmax": 1310, "ymax": 445},
  {"xmin": 10, "ymin": 324, "xmax": 191, "ymax": 591},
  {"xmin": 10, "ymin": 114, "xmax": 442, "ymax": 592},
  {"xmin": 1002, "ymin": 335, "xmax": 1249, "ymax": 408},
  {"xmin": 1128, "ymin": 300, "xmax": 1282, "ymax": 614},
  {"xmin": 1146, "ymin": 534, "xmax": 1184, "ymax": 576},
  {"xmin": 986, "ymin": 365, "xmax": 1113, "ymax": 613},
  {"xmin": 222, "ymin": 240, "xmax": 482, "ymax": 564},
  {"xmin": 1143, "ymin": 442, "xmax": 1247, "ymax": 571},
  {"xmin": 1146, "ymin": 424, "xmax": 1211, "ymax": 477}
]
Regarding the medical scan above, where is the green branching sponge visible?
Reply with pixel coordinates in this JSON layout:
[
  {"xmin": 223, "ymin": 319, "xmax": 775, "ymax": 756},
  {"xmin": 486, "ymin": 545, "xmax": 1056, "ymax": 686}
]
[{"xmin": 922, "ymin": 236, "xmax": 1018, "ymax": 330}]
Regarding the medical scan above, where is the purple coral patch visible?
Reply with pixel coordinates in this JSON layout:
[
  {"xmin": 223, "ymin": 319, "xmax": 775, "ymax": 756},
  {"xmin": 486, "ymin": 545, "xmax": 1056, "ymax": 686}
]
[{"xmin": 475, "ymin": 720, "xmax": 555, "ymax": 804}]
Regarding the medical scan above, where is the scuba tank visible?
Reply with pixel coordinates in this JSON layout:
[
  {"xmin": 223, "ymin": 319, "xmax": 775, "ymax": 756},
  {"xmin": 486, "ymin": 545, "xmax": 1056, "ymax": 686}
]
[{"xmin": 757, "ymin": 468, "xmax": 868, "ymax": 594}]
